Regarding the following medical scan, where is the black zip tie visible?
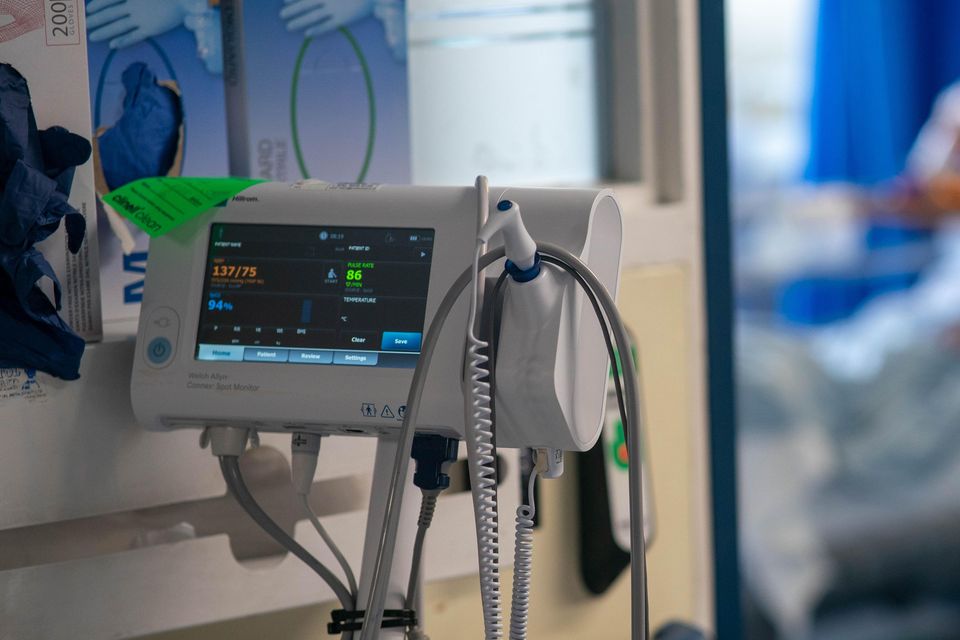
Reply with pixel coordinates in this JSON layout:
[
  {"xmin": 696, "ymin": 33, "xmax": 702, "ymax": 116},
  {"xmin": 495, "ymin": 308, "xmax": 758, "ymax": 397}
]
[{"xmin": 327, "ymin": 608, "xmax": 418, "ymax": 634}]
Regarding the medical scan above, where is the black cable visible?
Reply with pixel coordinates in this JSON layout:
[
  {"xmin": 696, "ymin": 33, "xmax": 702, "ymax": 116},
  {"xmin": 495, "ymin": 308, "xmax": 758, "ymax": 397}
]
[{"xmin": 218, "ymin": 456, "xmax": 356, "ymax": 633}]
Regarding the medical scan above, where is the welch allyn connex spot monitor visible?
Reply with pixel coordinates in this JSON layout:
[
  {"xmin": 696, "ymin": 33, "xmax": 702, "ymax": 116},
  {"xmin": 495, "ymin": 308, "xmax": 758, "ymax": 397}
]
[{"xmin": 131, "ymin": 181, "xmax": 622, "ymax": 447}]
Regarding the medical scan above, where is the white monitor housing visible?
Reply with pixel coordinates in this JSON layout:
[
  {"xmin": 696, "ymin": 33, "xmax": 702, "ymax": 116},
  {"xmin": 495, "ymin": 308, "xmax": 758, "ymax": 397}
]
[{"xmin": 131, "ymin": 181, "xmax": 622, "ymax": 451}]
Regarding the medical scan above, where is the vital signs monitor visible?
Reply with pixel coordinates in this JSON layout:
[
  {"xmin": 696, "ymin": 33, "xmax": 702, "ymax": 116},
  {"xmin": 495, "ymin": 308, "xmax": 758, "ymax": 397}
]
[
  {"xmin": 129, "ymin": 178, "xmax": 659, "ymax": 640},
  {"xmin": 132, "ymin": 181, "xmax": 622, "ymax": 449}
]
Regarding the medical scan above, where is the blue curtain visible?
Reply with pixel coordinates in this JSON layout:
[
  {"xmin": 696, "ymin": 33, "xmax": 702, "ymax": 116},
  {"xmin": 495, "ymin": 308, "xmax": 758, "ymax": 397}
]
[{"xmin": 806, "ymin": 0, "xmax": 960, "ymax": 185}]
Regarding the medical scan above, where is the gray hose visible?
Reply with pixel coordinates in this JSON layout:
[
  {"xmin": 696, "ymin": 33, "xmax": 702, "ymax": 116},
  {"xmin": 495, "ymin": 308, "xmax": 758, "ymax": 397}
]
[
  {"xmin": 537, "ymin": 242, "xmax": 649, "ymax": 639},
  {"xmin": 359, "ymin": 247, "xmax": 508, "ymax": 639},
  {"xmin": 405, "ymin": 491, "xmax": 438, "ymax": 609},
  {"xmin": 219, "ymin": 456, "xmax": 355, "ymax": 639},
  {"xmin": 300, "ymin": 493, "xmax": 359, "ymax": 599},
  {"xmin": 361, "ymin": 242, "xmax": 649, "ymax": 640}
]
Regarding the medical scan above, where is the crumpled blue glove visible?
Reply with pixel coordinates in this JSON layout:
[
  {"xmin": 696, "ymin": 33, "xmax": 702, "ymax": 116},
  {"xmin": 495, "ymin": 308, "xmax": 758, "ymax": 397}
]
[
  {"xmin": 86, "ymin": 0, "xmax": 188, "ymax": 49},
  {"xmin": 0, "ymin": 63, "xmax": 90, "ymax": 380},
  {"xmin": 0, "ymin": 160, "xmax": 85, "ymax": 253},
  {"xmin": 98, "ymin": 62, "xmax": 183, "ymax": 190},
  {"xmin": 0, "ymin": 64, "xmax": 43, "ymax": 180},
  {"xmin": 0, "ymin": 243, "xmax": 85, "ymax": 380},
  {"xmin": 39, "ymin": 125, "xmax": 95, "ymax": 198},
  {"xmin": 280, "ymin": 0, "xmax": 373, "ymax": 37}
]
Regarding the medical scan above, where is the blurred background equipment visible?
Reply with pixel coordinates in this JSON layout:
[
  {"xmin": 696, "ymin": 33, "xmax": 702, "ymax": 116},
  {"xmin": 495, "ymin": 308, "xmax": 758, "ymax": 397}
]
[{"xmin": 730, "ymin": 0, "xmax": 960, "ymax": 637}]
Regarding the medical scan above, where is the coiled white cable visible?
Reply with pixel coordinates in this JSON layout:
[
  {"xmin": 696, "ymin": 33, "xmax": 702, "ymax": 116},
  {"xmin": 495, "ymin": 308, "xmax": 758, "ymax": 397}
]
[
  {"xmin": 358, "ymin": 244, "xmax": 508, "ymax": 640},
  {"xmin": 509, "ymin": 464, "xmax": 539, "ymax": 640},
  {"xmin": 464, "ymin": 240, "xmax": 504, "ymax": 640},
  {"xmin": 361, "ymin": 239, "xmax": 649, "ymax": 640}
]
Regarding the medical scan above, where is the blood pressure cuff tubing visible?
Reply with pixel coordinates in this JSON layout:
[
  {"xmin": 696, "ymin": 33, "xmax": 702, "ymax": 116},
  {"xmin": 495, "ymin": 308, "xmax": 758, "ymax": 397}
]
[
  {"xmin": 98, "ymin": 62, "xmax": 182, "ymax": 190},
  {"xmin": 0, "ymin": 63, "xmax": 90, "ymax": 380}
]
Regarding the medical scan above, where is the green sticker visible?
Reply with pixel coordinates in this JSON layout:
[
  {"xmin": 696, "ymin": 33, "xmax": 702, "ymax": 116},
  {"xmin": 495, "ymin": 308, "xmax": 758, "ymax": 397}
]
[{"xmin": 103, "ymin": 177, "xmax": 266, "ymax": 237}]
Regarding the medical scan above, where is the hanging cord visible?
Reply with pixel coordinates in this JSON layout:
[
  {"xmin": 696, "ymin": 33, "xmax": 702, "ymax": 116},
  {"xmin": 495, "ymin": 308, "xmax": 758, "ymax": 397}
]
[
  {"xmin": 482, "ymin": 270, "xmax": 510, "ymax": 442},
  {"xmin": 290, "ymin": 432, "xmax": 359, "ymax": 601},
  {"xmin": 300, "ymin": 494, "xmax": 359, "ymax": 600},
  {"xmin": 485, "ymin": 250, "xmax": 646, "ymax": 639},
  {"xmin": 218, "ymin": 456, "xmax": 355, "ymax": 640},
  {"xmin": 405, "ymin": 491, "xmax": 439, "ymax": 609},
  {"xmin": 463, "ymin": 240, "xmax": 504, "ymax": 639},
  {"xmin": 536, "ymin": 248, "xmax": 649, "ymax": 639},
  {"xmin": 358, "ymin": 245, "xmax": 508, "ymax": 639},
  {"xmin": 481, "ymin": 253, "xmax": 634, "ymax": 640},
  {"xmin": 359, "ymin": 242, "xmax": 649, "ymax": 640},
  {"xmin": 403, "ymin": 434, "xmax": 460, "ymax": 640},
  {"xmin": 403, "ymin": 491, "xmax": 439, "ymax": 640},
  {"xmin": 509, "ymin": 457, "xmax": 540, "ymax": 640}
]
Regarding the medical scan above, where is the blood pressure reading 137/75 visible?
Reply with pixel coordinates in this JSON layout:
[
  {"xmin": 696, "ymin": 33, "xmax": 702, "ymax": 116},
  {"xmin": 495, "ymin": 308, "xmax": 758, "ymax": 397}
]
[{"xmin": 195, "ymin": 223, "xmax": 435, "ymax": 369}]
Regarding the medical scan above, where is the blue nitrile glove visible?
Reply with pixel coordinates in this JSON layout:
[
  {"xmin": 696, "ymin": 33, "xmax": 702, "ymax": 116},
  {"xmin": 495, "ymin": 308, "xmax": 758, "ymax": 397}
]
[
  {"xmin": 0, "ymin": 247, "xmax": 85, "ymax": 380},
  {"xmin": 98, "ymin": 62, "xmax": 182, "ymax": 190},
  {"xmin": 0, "ymin": 72, "xmax": 92, "ymax": 198},
  {"xmin": 0, "ymin": 64, "xmax": 90, "ymax": 380},
  {"xmin": 281, "ymin": 0, "xmax": 373, "ymax": 37},
  {"xmin": 0, "ymin": 161, "xmax": 85, "ymax": 252},
  {"xmin": 39, "ymin": 126, "xmax": 93, "ymax": 198},
  {"xmin": 0, "ymin": 67, "xmax": 88, "ymax": 249},
  {"xmin": 0, "ymin": 163, "xmax": 87, "ymax": 380},
  {"xmin": 0, "ymin": 64, "xmax": 43, "ymax": 186},
  {"xmin": 86, "ymin": 0, "xmax": 188, "ymax": 49}
]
